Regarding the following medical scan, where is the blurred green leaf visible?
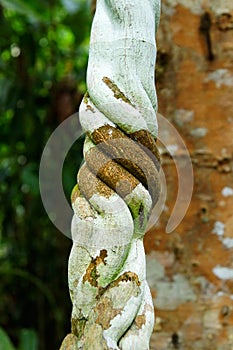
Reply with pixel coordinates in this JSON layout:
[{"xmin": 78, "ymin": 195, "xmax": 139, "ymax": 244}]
[
  {"xmin": 0, "ymin": 328, "xmax": 15, "ymax": 350},
  {"xmin": 56, "ymin": 25, "xmax": 75, "ymax": 50},
  {"xmin": 18, "ymin": 329, "xmax": 38, "ymax": 350},
  {"xmin": 21, "ymin": 164, "xmax": 39, "ymax": 196},
  {"xmin": 0, "ymin": 0, "xmax": 49, "ymax": 23}
]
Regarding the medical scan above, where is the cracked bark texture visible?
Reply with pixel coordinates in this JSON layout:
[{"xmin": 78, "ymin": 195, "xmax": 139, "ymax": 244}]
[{"xmin": 59, "ymin": 1, "xmax": 161, "ymax": 349}]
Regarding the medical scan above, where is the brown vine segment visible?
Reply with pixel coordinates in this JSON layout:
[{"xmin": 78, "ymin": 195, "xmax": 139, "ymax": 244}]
[
  {"xmin": 78, "ymin": 164, "xmax": 113, "ymax": 200},
  {"xmin": 129, "ymin": 129, "xmax": 160, "ymax": 170},
  {"xmin": 85, "ymin": 146, "xmax": 139, "ymax": 198},
  {"xmin": 90, "ymin": 125, "xmax": 160, "ymax": 171},
  {"xmin": 90, "ymin": 125, "xmax": 160, "ymax": 204}
]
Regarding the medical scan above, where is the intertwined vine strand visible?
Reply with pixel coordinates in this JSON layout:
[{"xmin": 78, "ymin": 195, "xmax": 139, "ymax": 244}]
[{"xmin": 59, "ymin": 1, "xmax": 161, "ymax": 349}]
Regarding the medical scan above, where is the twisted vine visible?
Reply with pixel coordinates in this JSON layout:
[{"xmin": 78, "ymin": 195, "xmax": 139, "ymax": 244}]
[{"xmin": 60, "ymin": 1, "xmax": 161, "ymax": 349}]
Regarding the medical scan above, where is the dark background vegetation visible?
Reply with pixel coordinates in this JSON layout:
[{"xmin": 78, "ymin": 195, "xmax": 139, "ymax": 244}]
[{"xmin": 0, "ymin": 0, "xmax": 93, "ymax": 348}]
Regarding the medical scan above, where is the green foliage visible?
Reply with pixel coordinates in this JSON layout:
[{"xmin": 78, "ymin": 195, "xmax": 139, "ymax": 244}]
[
  {"xmin": 18, "ymin": 329, "xmax": 38, "ymax": 350},
  {"xmin": 0, "ymin": 327, "xmax": 38, "ymax": 350},
  {"xmin": 0, "ymin": 0, "xmax": 91, "ymax": 349},
  {"xmin": 0, "ymin": 327, "xmax": 15, "ymax": 350}
]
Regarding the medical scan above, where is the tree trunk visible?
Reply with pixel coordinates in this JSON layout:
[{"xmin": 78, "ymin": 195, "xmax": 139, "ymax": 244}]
[
  {"xmin": 59, "ymin": 1, "xmax": 161, "ymax": 349},
  {"xmin": 146, "ymin": 2, "xmax": 233, "ymax": 349}
]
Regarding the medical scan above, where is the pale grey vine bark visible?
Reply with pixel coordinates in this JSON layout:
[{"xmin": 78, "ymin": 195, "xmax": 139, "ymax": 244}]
[{"xmin": 59, "ymin": 1, "xmax": 161, "ymax": 349}]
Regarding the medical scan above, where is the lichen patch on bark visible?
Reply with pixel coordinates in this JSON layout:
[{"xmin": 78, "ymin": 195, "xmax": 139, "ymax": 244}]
[
  {"xmin": 59, "ymin": 333, "xmax": 79, "ymax": 350},
  {"xmin": 83, "ymin": 91, "xmax": 90, "ymax": 104},
  {"xmin": 71, "ymin": 317, "xmax": 86, "ymax": 339},
  {"xmin": 138, "ymin": 203, "xmax": 145, "ymax": 229},
  {"xmin": 109, "ymin": 271, "xmax": 141, "ymax": 289},
  {"xmin": 83, "ymin": 323, "xmax": 109, "ymax": 350},
  {"xmin": 135, "ymin": 314, "xmax": 146, "ymax": 329},
  {"xmin": 86, "ymin": 104, "xmax": 95, "ymax": 113},
  {"xmin": 95, "ymin": 297, "xmax": 123, "ymax": 330},
  {"xmin": 83, "ymin": 249, "xmax": 108, "ymax": 287},
  {"xmin": 102, "ymin": 76, "xmax": 133, "ymax": 105}
]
